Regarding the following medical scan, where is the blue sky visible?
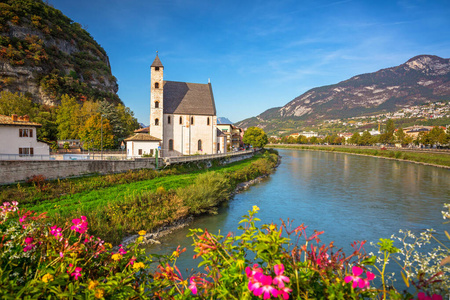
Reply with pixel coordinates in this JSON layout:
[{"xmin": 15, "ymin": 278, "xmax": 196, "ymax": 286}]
[{"xmin": 50, "ymin": 0, "xmax": 450, "ymax": 124}]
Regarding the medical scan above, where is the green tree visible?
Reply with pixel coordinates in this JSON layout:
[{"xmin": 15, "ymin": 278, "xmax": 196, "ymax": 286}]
[
  {"xmin": 243, "ymin": 127, "xmax": 268, "ymax": 148},
  {"xmin": 395, "ymin": 128, "xmax": 406, "ymax": 145},
  {"xmin": 359, "ymin": 130, "xmax": 373, "ymax": 146},
  {"xmin": 379, "ymin": 119, "xmax": 395, "ymax": 144},
  {"xmin": 79, "ymin": 114, "xmax": 114, "ymax": 150},
  {"xmin": 34, "ymin": 107, "xmax": 58, "ymax": 141},
  {"xmin": 0, "ymin": 91, "xmax": 35, "ymax": 117},
  {"xmin": 349, "ymin": 132, "xmax": 360, "ymax": 145},
  {"xmin": 56, "ymin": 95, "xmax": 80, "ymax": 140}
]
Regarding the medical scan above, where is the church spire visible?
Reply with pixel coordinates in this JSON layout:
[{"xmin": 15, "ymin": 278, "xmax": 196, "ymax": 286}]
[{"xmin": 151, "ymin": 51, "xmax": 163, "ymax": 68}]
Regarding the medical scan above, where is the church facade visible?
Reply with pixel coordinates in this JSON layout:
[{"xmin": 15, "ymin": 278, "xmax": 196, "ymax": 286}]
[{"xmin": 149, "ymin": 55, "xmax": 219, "ymax": 157}]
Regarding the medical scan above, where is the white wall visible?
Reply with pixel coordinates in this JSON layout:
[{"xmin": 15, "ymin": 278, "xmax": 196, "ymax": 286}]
[
  {"xmin": 163, "ymin": 114, "xmax": 217, "ymax": 157},
  {"xmin": 0, "ymin": 126, "xmax": 49, "ymax": 156},
  {"xmin": 126, "ymin": 140, "xmax": 160, "ymax": 158}
]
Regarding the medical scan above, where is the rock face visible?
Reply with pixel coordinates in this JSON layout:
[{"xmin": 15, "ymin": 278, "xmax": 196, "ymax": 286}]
[
  {"xmin": 237, "ymin": 55, "xmax": 450, "ymax": 129},
  {"xmin": 0, "ymin": 0, "xmax": 121, "ymax": 105}
]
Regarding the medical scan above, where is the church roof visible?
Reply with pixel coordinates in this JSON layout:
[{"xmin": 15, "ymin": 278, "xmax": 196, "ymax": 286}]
[
  {"xmin": 163, "ymin": 81, "xmax": 216, "ymax": 116},
  {"xmin": 124, "ymin": 133, "xmax": 161, "ymax": 142},
  {"xmin": 151, "ymin": 55, "xmax": 163, "ymax": 68}
]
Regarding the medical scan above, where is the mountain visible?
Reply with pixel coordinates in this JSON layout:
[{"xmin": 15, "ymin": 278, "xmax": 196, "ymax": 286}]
[
  {"xmin": 0, "ymin": 0, "xmax": 120, "ymax": 106},
  {"xmin": 217, "ymin": 117, "xmax": 233, "ymax": 124},
  {"xmin": 236, "ymin": 55, "xmax": 450, "ymax": 131}
]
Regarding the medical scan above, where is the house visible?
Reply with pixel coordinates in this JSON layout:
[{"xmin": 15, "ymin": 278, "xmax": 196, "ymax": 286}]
[
  {"xmin": 149, "ymin": 54, "xmax": 218, "ymax": 157},
  {"xmin": 216, "ymin": 124, "xmax": 243, "ymax": 150},
  {"xmin": 124, "ymin": 133, "xmax": 161, "ymax": 158},
  {"xmin": 0, "ymin": 114, "xmax": 49, "ymax": 157}
]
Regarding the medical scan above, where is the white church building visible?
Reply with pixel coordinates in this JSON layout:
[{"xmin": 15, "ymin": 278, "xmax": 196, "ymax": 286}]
[{"xmin": 148, "ymin": 54, "xmax": 221, "ymax": 157}]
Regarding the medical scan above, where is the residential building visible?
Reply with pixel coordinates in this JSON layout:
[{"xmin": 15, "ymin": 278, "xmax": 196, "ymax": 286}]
[
  {"xmin": 0, "ymin": 114, "xmax": 49, "ymax": 157},
  {"xmin": 124, "ymin": 133, "xmax": 161, "ymax": 158}
]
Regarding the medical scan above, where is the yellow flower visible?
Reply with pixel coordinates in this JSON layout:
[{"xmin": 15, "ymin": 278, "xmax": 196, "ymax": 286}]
[
  {"xmin": 172, "ymin": 250, "xmax": 179, "ymax": 258},
  {"xmin": 105, "ymin": 243, "xmax": 112, "ymax": 249},
  {"xmin": 252, "ymin": 205, "xmax": 260, "ymax": 212},
  {"xmin": 133, "ymin": 262, "xmax": 145, "ymax": 269},
  {"xmin": 111, "ymin": 253, "xmax": 122, "ymax": 261},
  {"xmin": 42, "ymin": 273, "xmax": 53, "ymax": 283},
  {"xmin": 269, "ymin": 224, "xmax": 276, "ymax": 231},
  {"xmin": 88, "ymin": 280, "xmax": 99, "ymax": 290},
  {"xmin": 236, "ymin": 259, "xmax": 245, "ymax": 270},
  {"xmin": 94, "ymin": 288, "xmax": 104, "ymax": 299},
  {"xmin": 138, "ymin": 230, "xmax": 146, "ymax": 236},
  {"xmin": 137, "ymin": 236, "xmax": 144, "ymax": 243}
]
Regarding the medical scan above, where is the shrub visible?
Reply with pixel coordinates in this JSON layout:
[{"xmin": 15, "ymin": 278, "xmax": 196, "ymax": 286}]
[{"xmin": 176, "ymin": 171, "xmax": 231, "ymax": 215}]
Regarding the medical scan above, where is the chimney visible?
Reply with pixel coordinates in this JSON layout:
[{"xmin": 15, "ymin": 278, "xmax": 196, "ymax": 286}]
[
  {"xmin": 23, "ymin": 115, "xmax": 29, "ymax": 121},
  {"xmin": 11, "ymin": 114, "xmax": 18, "ymax": 122}
]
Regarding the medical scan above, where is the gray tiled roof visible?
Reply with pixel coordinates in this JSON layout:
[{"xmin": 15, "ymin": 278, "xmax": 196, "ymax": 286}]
[{"xmin": 163, "ymin": 81, "xmax": 216, "ymax": 116}]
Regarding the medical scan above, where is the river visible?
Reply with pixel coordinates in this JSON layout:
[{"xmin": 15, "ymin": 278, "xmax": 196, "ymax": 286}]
[{"xmin": 145, "ymin": 148, "xmax": 449, "ymax": 279}]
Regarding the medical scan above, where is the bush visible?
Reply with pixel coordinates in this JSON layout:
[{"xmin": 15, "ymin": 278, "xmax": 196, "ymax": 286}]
[{"xmin": 176, "ymin": 171, "xmax": 231, "ymax": 214}]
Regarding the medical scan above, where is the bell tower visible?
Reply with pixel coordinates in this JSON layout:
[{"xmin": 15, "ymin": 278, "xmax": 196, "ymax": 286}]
[{"xmin": 150, "ymin": 52, "xmax": 164, "ymax": 142}]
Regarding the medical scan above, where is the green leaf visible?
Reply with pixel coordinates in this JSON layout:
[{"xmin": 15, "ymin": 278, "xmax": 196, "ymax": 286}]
[{"xmin": 401, "ymin": 271, "xmax": 409, "ymax": 287}]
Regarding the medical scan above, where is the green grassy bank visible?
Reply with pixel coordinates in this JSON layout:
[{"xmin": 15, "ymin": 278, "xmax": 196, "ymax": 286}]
[
  {"xmin": 1, "ymin": 150, "xmax": 279, "ymax": 243},
  {"xmin": 269, "ymin": 144, "xmax": 450, "ymax": 167}
]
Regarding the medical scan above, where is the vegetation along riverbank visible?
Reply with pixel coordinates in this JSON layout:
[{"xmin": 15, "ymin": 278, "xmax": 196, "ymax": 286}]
[
  {"xmin": 269, "ymin": 144, "xmax": 450, "ymax": 168},
  {"xmin": 0, "ymin": 150, "xmax": 279, "ymax": 244}
]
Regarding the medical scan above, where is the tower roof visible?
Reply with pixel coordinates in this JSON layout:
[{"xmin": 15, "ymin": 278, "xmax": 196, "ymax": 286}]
[{"xmin": 151, "ymin": 54, "xmax": 163, "ymax": 68}]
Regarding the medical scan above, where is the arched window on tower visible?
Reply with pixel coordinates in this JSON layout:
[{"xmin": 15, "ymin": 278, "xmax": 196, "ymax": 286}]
[
  {"xmin": 169, "ymin": 139, "xmax": 174, "ymax": 151},
  {"xmin": 191, "ymin": 117, "xmax": 194, "ymax": 125},
  {"xmin": 207, "ymin": 117, "xmax": 210, "ymax": 126},
  {"xmin": 155, "ymin": 67, "xmax": 160, "ymax": 71},
  {"xmin": 179, "ymin": 116, "xmax": 183, "ymax": 125},
  {"xmin": 168, "ymin": 116, "xmax": 171, "ymax": 124},
  {"xmin": 155, "ymin": 118, "xmax": 159, "ymax": 126},
  {"xmin": 198, "ymin": 140, "xmax": 202, "ymax": 151},
  {"xmin": 155, "ymin": 101, "xmax": 159, "ymax": 108},
  {"xmin": 155, "ymin": 82, "xmax": 159, "ymax": 89}
]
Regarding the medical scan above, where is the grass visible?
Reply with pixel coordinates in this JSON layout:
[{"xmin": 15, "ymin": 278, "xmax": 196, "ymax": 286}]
[
  {"xmin": 270, "ymin": 144, "xmax": 450, "ymax": 167},
  {"xmin": 5, "ymin": 150, "xmax": 279, "ymax": 244}
]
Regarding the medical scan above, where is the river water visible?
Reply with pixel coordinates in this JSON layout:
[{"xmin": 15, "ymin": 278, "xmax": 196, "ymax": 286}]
[{"xmin": 145, "ymin": 149, "xmax": 449, "ymax": 278}]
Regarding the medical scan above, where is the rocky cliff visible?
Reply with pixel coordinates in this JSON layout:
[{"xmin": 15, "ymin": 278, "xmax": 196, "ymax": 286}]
[
  {"xmin": 0, "ymin": 0, "xmax": 120, "ymax": 105},
  {"xmin": 237, "ymin": 55, "xmax": 450, "ymax": 130}
]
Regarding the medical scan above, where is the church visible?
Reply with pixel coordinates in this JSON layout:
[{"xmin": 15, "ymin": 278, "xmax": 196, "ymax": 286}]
[{"xmin": 149, "ymin": 54, "xmax": 220, "ymax": 157}]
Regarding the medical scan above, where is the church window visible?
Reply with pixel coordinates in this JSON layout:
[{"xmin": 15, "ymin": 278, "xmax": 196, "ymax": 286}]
[
  {"xmin": 155, "ymin": 67, "xmax": 160, "ymax": 71},
  {"xmin": 169, "ymin": 139, "xmax": 174, "ymax": 151},
  {"xmin": 155, "ymin": 82, "xmax": 159, "ymax": 89},
  {"xmin": 198, "ymin": 140, "xmax": 202, "ymax": 151},
  {"xmin": 207, "ymin": 117, "xmax": 210, "ymax": 126},
  {"xmin": 179, "ymin": 116, "xmax": 183, "ymax": 125},
  {"xmin": 155, "ymin": 118, "xmax": 159, "ymax": 126},
  {"xmin": 168, "ymin": 116, "xmax": 171, "ymax": 124},
  {"xmin": 155, "ymin": 101, "xmax": 159, "ymax": 108},
  {"xmin": 191, "ymin": 117, "xmax": 194, "ymax": 125}
]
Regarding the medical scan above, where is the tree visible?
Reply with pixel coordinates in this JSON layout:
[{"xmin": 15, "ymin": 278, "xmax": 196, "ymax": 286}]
[
  {"xmin": 0, "ymin": 91, "xmax": 35, "ymax": 117},
  {"xmin": 379, "ymin": 119, "xmax": 395, "ymax": 144},
  {"xmin": 395, "ymin": 128, "xmax": 406, "ymax": 145},
  {"xmin": 349, "ymin": 132, "xmax": 360, "ymax": 145},
  {"xmin": 359, "ymin": 130, "xmax": 373, "ymax": 146},
  {"xmin": 243, "ymin": 127, "xmax": 268, "ymax": 148},
  {"xmin": 56, "ymin": 95, "xmax": 80, "ymax": 140},
  {"xmin": 79, "ymin": 114, "xmax": 114, "ymax": 150}
]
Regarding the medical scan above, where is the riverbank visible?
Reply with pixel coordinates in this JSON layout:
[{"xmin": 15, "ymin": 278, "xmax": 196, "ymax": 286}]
[
  {"xmin": 2, "ymin": 150, "xmax": 279, "ymax": 244},
  {"xmin": 122, "ymin": 152, "xmax": 281, "ymax": 247},
  {"xmin": 269, "ymin": 144, "xmax": 450, "ymax": 168}
]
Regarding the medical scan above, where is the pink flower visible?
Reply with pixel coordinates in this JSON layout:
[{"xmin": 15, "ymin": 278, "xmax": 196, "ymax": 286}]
[
  {"xmin": 70, "ymin": 216, "xmax": 88, "ymax": 234},
  {"xmin": 67, "ymin": 264, "xmax": 83, "ymax": 280},
  {"xmin": 345, "ymin": 266, "xmax": 375, "ymax": 289},
  {"xmin": 253, "ymin": 273, "xmax": 279, "ymax": 299},
  {"xmin": 188, "ymin": 278, "xmax": 198, "ymax": 295},
  {"xmin": 278, "ymin": 286, "xmax": 293, "ymax": 300},
  {"xmin": 417, "ymin": 292, "xmax": 443, "ymax": 300},
  {"xmin": 273, "ymin": 264, "xmax": 290, "ymax": 288},
  {"xmin": 118, "ymin": 247, "xmax": 127, "ymax": 255},
  {"xmin": 19, "ymin": 215, "xmax": 27, "ymax": 223},
  {"xmin": 23, "ymin": 237, "xmax": 36, "ymax": 252},
  {"xmin": 50, "ymin": 226, "xmax": 63, "ymax": 239}
]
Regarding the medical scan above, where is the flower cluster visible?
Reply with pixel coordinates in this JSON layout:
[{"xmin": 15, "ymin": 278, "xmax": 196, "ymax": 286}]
[
  {"xmin": 70, "ymin": 216, "xmax": 88, "ymax": 234},
  {"xmin": 67, "ymin": 263, "xmax": 83, "ymax": 280},
  {"xmin": 246, "ymin": 263, "xmax": 292, "ymax": 299},
  {"xmin": 344, "ymin": 266, "xmax": 375, "ymax": 289},
  {"xmin": 50, "ymin": 225, "xmax": 63, "ymax": 239},
  {"xmin": 23, "ymin": 237, "xmax": 36, "ymax": 252}
]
